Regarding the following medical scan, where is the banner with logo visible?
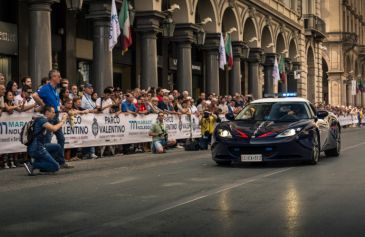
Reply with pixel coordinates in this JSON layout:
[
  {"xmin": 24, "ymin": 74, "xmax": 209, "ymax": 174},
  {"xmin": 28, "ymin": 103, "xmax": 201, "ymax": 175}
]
[{"xmin": 0, "ymin": 113, "xmax": 201, "ymax": 154}]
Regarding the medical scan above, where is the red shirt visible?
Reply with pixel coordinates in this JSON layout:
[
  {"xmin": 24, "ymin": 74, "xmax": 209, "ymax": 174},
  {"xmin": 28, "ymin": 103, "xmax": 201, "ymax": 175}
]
[
  {"xmin": 135, "ymin": 103, "xmax": 147, "ymax": 112},
  {"xmin": 157, "ymin": 95, "xmax": 163, "ymax": 102}
]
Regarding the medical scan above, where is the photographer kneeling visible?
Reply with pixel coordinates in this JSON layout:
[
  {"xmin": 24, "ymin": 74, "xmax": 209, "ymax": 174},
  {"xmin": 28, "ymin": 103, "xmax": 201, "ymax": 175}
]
[
  {"xmin": 24, "ymin": 106, "xmax": 68, "ymax": 175},
  {"xmin": 148, "ymin": 112, "xmax": 176, "ymax": 153}
]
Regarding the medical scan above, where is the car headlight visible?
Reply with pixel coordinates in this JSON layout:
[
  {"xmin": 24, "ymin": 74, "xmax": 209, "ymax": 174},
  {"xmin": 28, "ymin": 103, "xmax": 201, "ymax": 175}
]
[
  {"xmin": 276, "ymin": 128, "xmax": 302, "ymax": 138},
  {"xmin": 218, "ymin": 129, "xmax": 232, "ymax": 138}
]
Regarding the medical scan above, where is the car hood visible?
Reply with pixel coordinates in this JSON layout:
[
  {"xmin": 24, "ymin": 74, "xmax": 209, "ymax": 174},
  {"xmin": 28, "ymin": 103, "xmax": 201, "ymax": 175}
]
[{"xmin": 227, "ymin": 119, "xmax": 310, "ymax": 138}]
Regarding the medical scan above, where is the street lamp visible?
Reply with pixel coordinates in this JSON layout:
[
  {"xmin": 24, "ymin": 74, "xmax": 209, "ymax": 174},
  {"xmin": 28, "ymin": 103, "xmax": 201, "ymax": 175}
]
[
  {"xmin": 162, "ymin": 14, "xmax": 175, "ymax": 37},
  {"xmin": 242, "ymin": 44, "xmax": 250, "ymax": 60},
  {"xmin": 195, "ymin": 17, "xmax": 212, "ymax": 46},
  {"xmin": 65, "ymin": 0, "xmax": 83, "ymax": 11},
  {"xmin": 196, "ymin": 28, "xmax": 206, "ymax": 45},
  {"xmin": 161, "ymin": 4, "xmax": 180, "ymax": 37},
  {"xmin": 261, "ymin": 52, "xmax": 266, "ymax": 64}
]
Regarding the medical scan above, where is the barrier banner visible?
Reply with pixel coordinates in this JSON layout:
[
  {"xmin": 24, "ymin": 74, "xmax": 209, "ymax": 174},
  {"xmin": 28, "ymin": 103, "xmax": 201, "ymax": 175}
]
[
  {"xmin": 338, "ymin": 115, "xmax": 363, "ymax": 126},
  {"xmin": 0, "ymin": 113, "xmax": 201, "ymax": 154}
]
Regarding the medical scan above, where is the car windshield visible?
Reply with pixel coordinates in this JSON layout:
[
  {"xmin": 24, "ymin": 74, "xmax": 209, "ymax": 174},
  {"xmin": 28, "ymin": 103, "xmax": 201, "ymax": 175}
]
[{"xmin": 235, "ymin": 102, "xmax": 310, "ymax": 121}]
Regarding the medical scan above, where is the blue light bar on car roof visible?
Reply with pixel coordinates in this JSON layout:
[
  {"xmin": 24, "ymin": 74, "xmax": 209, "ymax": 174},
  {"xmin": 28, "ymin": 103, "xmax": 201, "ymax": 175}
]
[{"xmin": 279, "ymin": 92, "xmax": 298, "ymax": 97}]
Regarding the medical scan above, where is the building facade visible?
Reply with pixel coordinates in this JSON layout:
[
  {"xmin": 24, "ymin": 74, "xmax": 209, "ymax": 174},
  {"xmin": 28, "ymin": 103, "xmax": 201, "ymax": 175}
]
[
  {"xmin": 322, "ymin": 0, "xmax": 365, "ymax": 106},
  {"xmin": 0, "ymin": 0, "xmax": 363, "ymax": 106}
]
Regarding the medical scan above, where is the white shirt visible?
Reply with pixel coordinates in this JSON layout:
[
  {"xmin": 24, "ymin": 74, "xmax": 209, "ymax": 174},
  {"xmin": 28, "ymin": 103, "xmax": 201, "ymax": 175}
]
[
  {"xmin": 191, "ymin": 105, "xmax": 198, "ymax": 114},
  {"xmin": 218, "ymin": 104, "xmax": 228, "ymax": 114},
  {"xmin": 81, "ymin": 94, "xmax": 96, "ymax": 110},
  {"xmin": 96, "ymin": 97, "xmax": 113, "ymax": 114},
  {"xmin": 14, "ymin": 94, "xmax": 36, "ymax": 113}
]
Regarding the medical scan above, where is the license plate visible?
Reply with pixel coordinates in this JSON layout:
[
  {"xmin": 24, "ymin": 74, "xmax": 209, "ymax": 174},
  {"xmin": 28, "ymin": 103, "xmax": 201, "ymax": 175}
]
[{"xmin": 241, "ymin": 154, "xmax": 263, "ymax": 162}]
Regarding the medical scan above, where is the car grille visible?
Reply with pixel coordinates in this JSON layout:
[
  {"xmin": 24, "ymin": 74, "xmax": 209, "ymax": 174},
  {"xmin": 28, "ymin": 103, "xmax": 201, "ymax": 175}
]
[{"xmin": 228, "ymin": 146, "xmax": 276, "ymax": 157}]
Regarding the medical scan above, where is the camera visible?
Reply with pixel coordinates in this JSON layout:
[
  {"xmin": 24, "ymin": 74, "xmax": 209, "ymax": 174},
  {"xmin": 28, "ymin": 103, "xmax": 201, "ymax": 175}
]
[
  {"xmin": 203, "ymin": 111, "xmax": 210, "ymax": 118},
  {"xmin": 159, "ymin": 132, "xmax": 168, "ymax": 141}
]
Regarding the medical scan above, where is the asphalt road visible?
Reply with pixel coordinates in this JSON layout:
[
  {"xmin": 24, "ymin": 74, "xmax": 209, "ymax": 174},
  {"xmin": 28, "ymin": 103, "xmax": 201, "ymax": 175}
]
[{"xmin": 1, "ymin": 127, "xmax": 365, "ymax": 237}]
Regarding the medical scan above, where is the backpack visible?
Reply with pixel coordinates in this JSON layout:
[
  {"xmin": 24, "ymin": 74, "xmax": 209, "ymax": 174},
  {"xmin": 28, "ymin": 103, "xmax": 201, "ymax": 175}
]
[
  {"xmin": 184, "ymin": 139, "xmax": 200, "ymax": 151},
  {"xmin": 20, "ymin": 119, "xmax": 36, "ymax": 146}
]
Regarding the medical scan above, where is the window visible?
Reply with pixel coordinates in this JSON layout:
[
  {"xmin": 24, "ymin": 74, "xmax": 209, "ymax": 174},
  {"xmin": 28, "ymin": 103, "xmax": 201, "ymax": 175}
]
[{"xmin": 236, "ymin": 102, "xmax": 310, "ymax": 121}]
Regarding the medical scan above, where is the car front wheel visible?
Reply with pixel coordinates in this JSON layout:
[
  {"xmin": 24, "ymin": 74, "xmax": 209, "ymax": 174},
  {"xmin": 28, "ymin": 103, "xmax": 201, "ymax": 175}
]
[{"xmin": 309, "ymin": 132, "xmax": 320, "ymax": 165}]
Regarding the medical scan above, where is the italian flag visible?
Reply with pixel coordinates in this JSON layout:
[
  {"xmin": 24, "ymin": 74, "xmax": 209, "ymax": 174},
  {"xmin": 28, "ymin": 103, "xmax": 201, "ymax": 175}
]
[
  {"xmin": 278, "ymin": 55, "xmax": 286, "ymax": 84},
  {"xmin": 119, "ymin": 0, "xmax": 132, "ymax": 55},
  {"xmin": 225, "ymin": 33, "xmax": 233, "ymax": 70}
]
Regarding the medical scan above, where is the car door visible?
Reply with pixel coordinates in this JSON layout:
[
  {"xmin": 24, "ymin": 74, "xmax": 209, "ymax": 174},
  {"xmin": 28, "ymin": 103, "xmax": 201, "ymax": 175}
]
[
  {"xmin": 309, "ymin": 103, "xmax": 329, "ymax": 150},
  {"xmin": 317, "ymin": 113, "xmax": 330, "ymax": 149}
]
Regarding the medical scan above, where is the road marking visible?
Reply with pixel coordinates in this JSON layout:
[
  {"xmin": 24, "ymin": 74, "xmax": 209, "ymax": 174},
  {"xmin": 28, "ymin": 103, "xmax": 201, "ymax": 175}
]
[
  {"xmin": 65, "ymin": 168, "xmax": 292, "ymax": 236},
  {"xmin": 342, "ymin": 141, "xmax": 365, "ymax": 152},
  {"xmin": 109, "ymin": 177, "xmax": 139, "ymax": 185},
  {"xmin": 161, "ymin": 182, "xmax": 186, "ymax": 187},
  {"xmin": 156, "ymin": 169, "xmax": 292, "ymax": 215}
]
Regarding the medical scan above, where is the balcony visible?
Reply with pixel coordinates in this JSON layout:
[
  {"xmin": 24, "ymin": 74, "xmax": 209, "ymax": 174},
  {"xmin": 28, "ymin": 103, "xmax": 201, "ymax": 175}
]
[
  {"xmin": 342, "ymin": 32, "xmax": 358, "ymax": 44},
  {"xmin": 358, "ymin": 45, "xmax": 365, "ymax": 57},
  {"xmin": 303, "ymin": 14, "xmax": 326, "ymax": 40},
  {"xmin": 341, "ymin": 32, "xmax": 358, "ymax": 51}
]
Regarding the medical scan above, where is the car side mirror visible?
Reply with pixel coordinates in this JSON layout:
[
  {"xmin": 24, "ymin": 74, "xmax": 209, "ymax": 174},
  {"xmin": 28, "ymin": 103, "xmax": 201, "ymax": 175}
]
[
  {"xmin": 225, "ymin": 113, "xmax": 235, "ymax": 121},
  {"xmin": 313, "ymin": 116, "xmax": 318, "ymax": 122},
  {"xmin": 317, "ymin": 111, "xmax": 329, "ymax": 119}
]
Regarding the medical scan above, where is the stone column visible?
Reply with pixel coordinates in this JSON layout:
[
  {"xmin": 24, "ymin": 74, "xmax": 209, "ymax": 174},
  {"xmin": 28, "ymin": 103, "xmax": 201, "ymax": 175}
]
[
  {"xmin": 19, "ymin": 0, "xmax": 30, "ymax": 81},
  {"xmin": 64, "ymin": 10, "xmax": 77, "ymax": 85},
  {"xmin": 141, "ymin": 32, "xmax": 158, "ymax": 89},
  {"xmin": 263, "ymin": 53, "xmax": 277, "ymax": 95},
  {"xmin": 173, "ymin": 24, "xmax": 198, "ymax": 95},
  {"xmin": 356, "ymin": 91, "xmax": 362, "ymax": 106},
  {"xmin": 161, "ymin": 37, "xmax": 169, "ymax": 89},
  {"xmin": 346, "ymin": 82, "xmax": 353, "ymax": 106},
  {"xmin": 247, "ymin": 48, "xmax": 263, "ymax": 99},
  {"xmin": 135, "ymin": 11, "xmax": 164, "ymax": 89},
  {"xmin": 341, "ymin": 80, "xmax": 347, "ymax": 106},
  {"xmin": 86, "ymin": 1, "xmax": 113, "ymax": 94},
  {"xmin": 362, "ymin": 91, "xmax": 365, "ymax": 107},
  {"xmin": 28, "ymin": 0, "xmax": 59, "ymax": 89},
  {"xmin": 204, "ymin": 33, "xmax": 220, "ymax": 95},
  {"xmin": 229, "ymin": 41, "xmax": 243, "ymax": 95}
]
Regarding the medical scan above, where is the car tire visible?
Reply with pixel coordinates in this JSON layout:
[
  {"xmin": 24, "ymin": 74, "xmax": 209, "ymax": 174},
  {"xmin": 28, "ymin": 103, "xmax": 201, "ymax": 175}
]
[
  {"xmin": 309, "ymin": 132, "xmax": 320, "ymax": 165},
  {"xmin": 215, "ymin": 160, "xmax": 231, "ymax": 166},
  {"xmin": 325, "ymin": 126, "xmax": 341, "ymax": 157}
]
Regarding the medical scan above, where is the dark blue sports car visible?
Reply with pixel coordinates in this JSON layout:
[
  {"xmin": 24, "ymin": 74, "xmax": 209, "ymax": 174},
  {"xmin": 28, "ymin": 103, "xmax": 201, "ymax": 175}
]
[{"xmin": 212, "ymin": 98, "xmax": 341, "ymax": 165}]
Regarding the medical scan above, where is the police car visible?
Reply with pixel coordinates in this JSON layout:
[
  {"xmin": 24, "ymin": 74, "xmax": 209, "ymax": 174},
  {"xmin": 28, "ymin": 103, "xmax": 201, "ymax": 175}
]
[{"xmin": 212, "ymin": 95, "xmax": 341, "ymax": 165}]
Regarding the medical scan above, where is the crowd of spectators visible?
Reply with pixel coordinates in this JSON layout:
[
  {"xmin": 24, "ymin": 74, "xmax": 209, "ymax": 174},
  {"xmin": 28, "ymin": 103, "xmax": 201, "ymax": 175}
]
[
  {"xmin": 316, "ymin": 102, "xmax": 364, "ymax": 117},
  {"xmin": 316, "ymin": 102, "xmax": 364, "ymax": 127},
  {"xmin": 0, "ymin": 70, "xmax": 364, "ymax": 170},
  {"xmin": 0, "ymin": 71, "xmax": 255, "ymax": 169}
]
